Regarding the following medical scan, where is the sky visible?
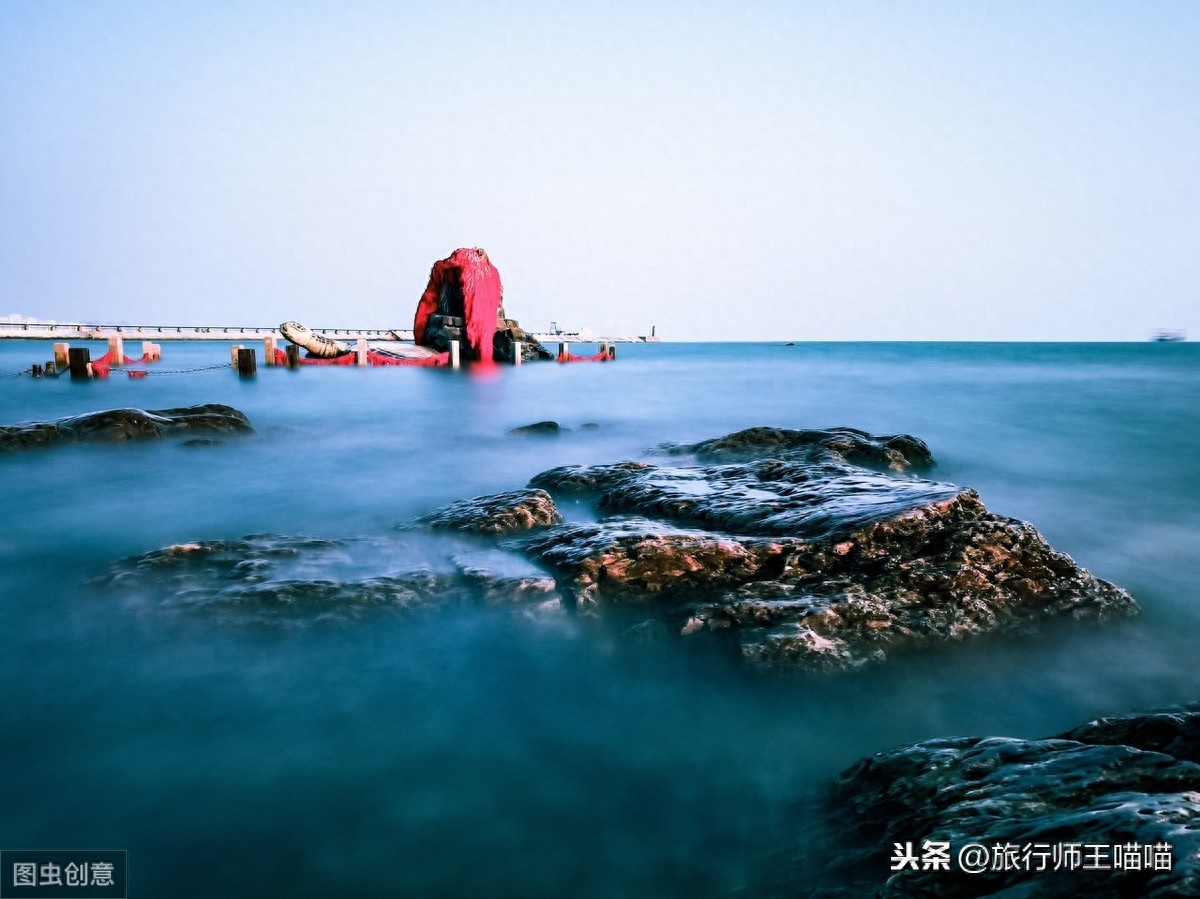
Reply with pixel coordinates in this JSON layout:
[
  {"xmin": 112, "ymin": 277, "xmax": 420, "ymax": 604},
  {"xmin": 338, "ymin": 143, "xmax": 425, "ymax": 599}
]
[{"xmin": 1, "ymin": 1, "xmax": 1197, "ymax": 341}]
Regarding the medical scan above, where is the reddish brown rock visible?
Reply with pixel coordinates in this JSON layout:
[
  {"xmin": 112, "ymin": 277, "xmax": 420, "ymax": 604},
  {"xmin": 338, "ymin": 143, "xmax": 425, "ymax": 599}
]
[{"xmin": 420, "ymin": 489, "xmax": 563, "ymax": 535}]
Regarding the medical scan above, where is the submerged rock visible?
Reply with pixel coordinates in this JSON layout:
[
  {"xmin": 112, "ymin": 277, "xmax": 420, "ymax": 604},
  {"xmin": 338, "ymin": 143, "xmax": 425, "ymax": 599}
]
[
  {"xmin": 420, "ymin": 488, "xmax": 563, "ymax": 535},
  {"xmin": 660, "ymin": 425, "xmax": 936, "ymax": 471},
  {"xmin": 102, "ymin": 532, "xmax": 564, "ymax": 626},
  {"xmin": 522, "ymin": 428, "xmax": 1135, "ymax": 671},
  {"xmin": 801, "ymin": 704, "xmax": 1200, "ymax": 897},
  {"xmin": 98, "ymin": 425, "xmax": 1137, "ymax": 673},
  {"xmin": 0, "ymin": 403, "xmax": 252, "ymax": 450},
  {"xmin": 511, "ymin": 420, "xmax": 562, "ymax": 436}
]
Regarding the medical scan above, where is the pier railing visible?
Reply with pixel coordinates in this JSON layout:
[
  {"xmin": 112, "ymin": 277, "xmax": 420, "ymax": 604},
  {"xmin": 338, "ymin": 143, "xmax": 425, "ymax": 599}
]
[
  {"xmin": 0, "ymin": 322, "xmax": 411, "ymax": 341},
  {"xmin": 0, "ymin": 322, "xmax": 653, "ymax": 342}
]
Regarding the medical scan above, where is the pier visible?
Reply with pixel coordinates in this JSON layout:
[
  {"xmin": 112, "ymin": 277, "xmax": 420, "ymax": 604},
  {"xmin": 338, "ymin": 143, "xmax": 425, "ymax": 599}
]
[
  {"xmin": 0, "ymin": 321, "xmax": 657, "ymax": 343},
  {"xmin": 0, "ymin": 321, "xmax": 409, "ymax": 341}
]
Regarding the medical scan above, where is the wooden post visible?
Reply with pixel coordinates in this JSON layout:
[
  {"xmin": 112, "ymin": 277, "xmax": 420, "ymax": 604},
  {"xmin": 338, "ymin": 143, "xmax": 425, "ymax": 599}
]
[
  {"xmin": 230, "ymin": 344, "xmax": 243, "ymax": 367},
  {"xmin": 68, "ymin": 347, "xmax": 91, "ymax": 380},
  {"xmin": 608, "ymin": 344, "xmax": 616, "ymax": 360},
  {"xmin": 600, "ymin": 341, "xmax": 609, "ymax": 360},
  {"xmin": 286, "ymin": 344, "xmax": 300, "ymax": 369},
  {"xmin": 512, "ymin": 340, "xmax": 522, "ymax": 365},
  {"xmin": 450, "ymin": 339, "xmax": 460, "ymax": 369},
  {"xmin": 263, "ymin": 335, "xmax": 276, "ymax": 366},
  {"xmin": 558, "ymin": 341, "xmax": 569, "ymax": 362},
  {"xmin": 45, "ymin": 360, "xmax": 56, "ymax": 376},
  {"xmin": 54, "ymin": 342, "xmax": 70, "ymax": 369},
  {"xmin": 356, "ymin": 338, "xmax": 369, "ymax": 367},
  {"xmin": 237, "ymin": 347, "xmax": 256, "ymax": 377},
  {"xmin": 107, "ymin": 335, "xmax": 124, "ymax": 366},
  {"xmin": 31, "ymin": 363, "xmax": 43, "ymax": 378}
]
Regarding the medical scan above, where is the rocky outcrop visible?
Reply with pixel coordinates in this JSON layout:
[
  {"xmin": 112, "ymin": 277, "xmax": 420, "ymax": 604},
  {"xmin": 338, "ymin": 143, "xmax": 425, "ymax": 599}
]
[
  {"xmin": 520, "ymin": 517, "xmax": 798, "ymax": 604},
  {"xmin": 97, "ymin": 425, "xmax": 1137, "ymax": 673},
  {"xmin": 660, "ymin": 425, "xmax": 936, "ymax": 472},
  {"xmin": 521, "ymin": 428, "xmax": 1134, "ymax": 671},
  {"xmin": 419, "ymin": 488, "xmax": 563, "ymax": 535},
  {"xmin": 101, "ymin": 533, "xmax": 563, "ymax": 625},
  {"xmin": 798, "ymin": 704, "xmax": 1200, "ymax": 897},
  {"xmin": 511, "ymin": 421, "xmax": 562, "ymax": 436},
  {"xmin": 0, "ymin": 404, "xmax": 252, "ymax": 450},
  {"xmin": 420, "ymin": 313, "xmax": 553, "ymax": 363}
]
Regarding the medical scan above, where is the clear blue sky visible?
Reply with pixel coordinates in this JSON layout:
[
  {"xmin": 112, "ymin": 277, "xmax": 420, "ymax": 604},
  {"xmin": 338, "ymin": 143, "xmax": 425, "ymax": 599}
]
[{"xmin": 1, "ymin": 1, "xmax": 1196, "ymax": 340}]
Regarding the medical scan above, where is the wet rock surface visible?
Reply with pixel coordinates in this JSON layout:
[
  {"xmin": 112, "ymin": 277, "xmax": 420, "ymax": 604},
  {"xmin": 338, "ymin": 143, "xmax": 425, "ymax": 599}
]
[
  {"xmin": 101, "ymin": 533, "xmax": 564, "ymax": 626},
  {"xmin": 0, "ymin": 403, "xmax": 252, "ymax": 450},
  {"xmin": 98, "ymin": 425, "xmax": 1136, "ymax": 671},
  {"xmin": 420, "ymin": 488, "xmax": 563, "ymax": 535},
  {"xmin": 661, "ymin": 425, "xmax": 936, "ymax": 472},
  {"xmin": 519, "ymin": 517, "xmax": 797, "ymax": 605},
  {"xmin": 523, "ymin": 427, "xmax": 1135, "ymax": 671},
  {"xmin": 794, "ymin": 704, "xmax": 1200, "ymax": 897},
  {"xmin": 511, "ymin": 420, "xmax": 562, "ymax": 436}
]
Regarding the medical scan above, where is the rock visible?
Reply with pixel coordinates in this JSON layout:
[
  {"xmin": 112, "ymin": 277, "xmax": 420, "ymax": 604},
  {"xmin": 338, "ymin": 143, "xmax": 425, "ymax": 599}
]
[
  {"xmin": 659, "ymin": 425, "xmax": 936, "ymax": 472},
  {"xmin": 800, "ymin": 704, "xmax": 1200, "ymax": 897},
  {"xmin": 1061, "ymin": 707, "xmax": 1200, "ymax": 761},
  {"xmin": 517, "ymin": 517, "xmax": 796, "ymax": 607},
  {"xmin": 722, "ymin": 489, "xmax": 1135, "ymax": 672},
  {"xmin": 524, "ymin": 427, "xmax": 1135, "ymax": 672},
  {"xmin": 0, "ymin": 403, "xmax": 252, "ymax": 450},
  {"xmin": 451, "ymin": 550, "xmax": 562, "ymax": 606},
  {"xmin": 511, "ymin": 421, "xmax": 562, "ymax": 436},
  {"xmin": 99, "ymin": 424, "xmax": 1138, "ymax": 676},
  {"xmin": 108, "ymin": 533, "xmax": 344, "ymax": 576},
  {"xmin": 494, "ymin": 325, "xmax": 555, "ymax": 362},
  {"xmin": 101, "ymin": 532, "xmax": 563, "ymax": 625},
  {"xmin": 531, "ymin": 457, "xmax": 959, "ymax": 541},
  {"xmin": 420, "ymin": 489, "xmax": 563, "ymax": 535}
]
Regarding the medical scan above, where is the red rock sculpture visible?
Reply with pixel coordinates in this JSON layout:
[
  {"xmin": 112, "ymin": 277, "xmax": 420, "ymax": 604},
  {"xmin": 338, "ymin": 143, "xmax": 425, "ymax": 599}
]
[{"xmin": 414, "ymin": 248, "xmax": 504, "ymax": 364}]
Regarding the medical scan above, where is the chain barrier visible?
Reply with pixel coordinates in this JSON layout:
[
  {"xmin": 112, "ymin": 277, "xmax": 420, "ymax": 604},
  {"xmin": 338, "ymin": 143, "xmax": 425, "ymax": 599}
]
[
  {"xmin": 136, "ymin": 362, "xmax": 231, "ymax": 375},
  {"xmin": 2, "ymin": 362, "xmax": 232, "ymax": 379}
]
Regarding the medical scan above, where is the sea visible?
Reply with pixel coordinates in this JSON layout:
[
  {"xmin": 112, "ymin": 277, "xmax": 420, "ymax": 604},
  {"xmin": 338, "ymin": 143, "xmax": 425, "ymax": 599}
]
[{"xmin": 1, "ymin": 339, "xmax": 1197, "ymax": 897}]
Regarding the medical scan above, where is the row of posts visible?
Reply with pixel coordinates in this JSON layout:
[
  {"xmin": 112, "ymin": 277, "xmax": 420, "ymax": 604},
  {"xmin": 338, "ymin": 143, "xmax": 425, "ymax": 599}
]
[
  {"xmin": 230, "ymin": 337, "xmax": 614, "ymax": 376},
  {"xmin": 40, "ymin": 335, "xmax": 617, "ymax": 380},
  {"xmin": 43, "ymin": 339, "xmax": 163, "ymax": 380}
]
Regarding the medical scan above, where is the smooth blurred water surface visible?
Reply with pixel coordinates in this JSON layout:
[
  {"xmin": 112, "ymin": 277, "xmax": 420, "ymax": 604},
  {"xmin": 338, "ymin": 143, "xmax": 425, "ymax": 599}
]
[{"xmin": 1, "ymin": 340, "xmax": 1197, "ymax": 896}]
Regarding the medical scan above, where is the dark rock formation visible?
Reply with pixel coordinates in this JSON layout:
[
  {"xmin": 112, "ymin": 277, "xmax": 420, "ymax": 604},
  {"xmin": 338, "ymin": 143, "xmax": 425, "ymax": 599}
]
[
  {"xmin": 419, "ymin": 488, "xmax": 563, "ymax": 535},
  {"xmin": 495, "ymin": 318, "xmax": 555, "ymax": 362},
  {"xmin": 521, "ymin": 427, "xmax": 1135, "ymax": 671},
  {"xmin": 659, "ymin": 425, "xmax": 936, "ymax": 472},
  {"xmin": 0, "ymin": 404, "xmax": 252, "ymax": 450},
  {"xmin": 97, "ymin": 425, "xmax": 1137, "ymax": 674},
  {"xmin": 511, "ymin": 420, "xmax": 562, "ymax": 436},
  {"xmin": 101, "ymin": 533, "xmax": 563, "ymax": 625},
  {"xmin": 801, "ymin": 704, "xmax": 1200, "ymax": 897},
  {"xmin": 113, "ymin": 534, "xmax": 344, "ymax": 573}
]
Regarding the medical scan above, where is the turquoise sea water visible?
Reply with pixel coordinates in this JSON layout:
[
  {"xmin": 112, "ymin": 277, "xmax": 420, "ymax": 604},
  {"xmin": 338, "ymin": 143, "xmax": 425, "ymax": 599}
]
[{"xmin": 1, "ymin": 340, "xmax": 1197, "ymax": 896}]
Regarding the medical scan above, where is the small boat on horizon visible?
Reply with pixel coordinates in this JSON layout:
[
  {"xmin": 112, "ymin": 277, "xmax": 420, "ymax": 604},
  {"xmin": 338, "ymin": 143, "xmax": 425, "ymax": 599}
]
[{"xmin": 1152, "ymin": 329, "xmax": 1186, "ymax": 342}]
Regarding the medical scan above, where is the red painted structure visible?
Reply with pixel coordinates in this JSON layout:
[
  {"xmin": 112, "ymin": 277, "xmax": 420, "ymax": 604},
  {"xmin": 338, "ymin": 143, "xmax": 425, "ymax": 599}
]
[{"xmin": 414, "ymin": 248, "xmax": 504, "ymax": 364}]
